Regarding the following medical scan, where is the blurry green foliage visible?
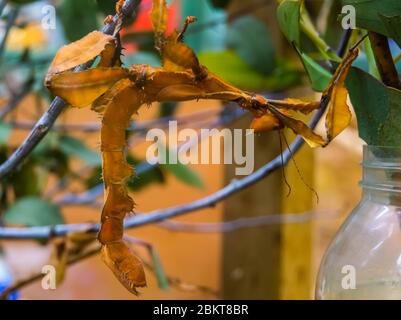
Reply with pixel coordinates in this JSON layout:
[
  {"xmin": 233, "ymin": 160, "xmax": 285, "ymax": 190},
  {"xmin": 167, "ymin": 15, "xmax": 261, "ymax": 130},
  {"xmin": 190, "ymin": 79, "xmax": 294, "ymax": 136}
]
[
  {"xmin": 59, "ymin": 135, "xmax": 101, "ymax": 166},
  {"xmin": 342, "ymin": 0, "xmax": 401, "ymax": 48},
  {"xmin": 298, "ymin": 51, "xmax": 331, "ymax": 92},
  {"xmin": 4, "ymin": 197, "xmax": 64, "ymax": 227},
  {"xmin": 58, "ymin": 0, "xmax": 99, "ymax": 42},
  {"xmin": 347, "ymin": 67, "xmax": 401, "ymax": 147},
  {"xmin": 226, "ymin": 16, "xmax": 276, "ymax": 74}
]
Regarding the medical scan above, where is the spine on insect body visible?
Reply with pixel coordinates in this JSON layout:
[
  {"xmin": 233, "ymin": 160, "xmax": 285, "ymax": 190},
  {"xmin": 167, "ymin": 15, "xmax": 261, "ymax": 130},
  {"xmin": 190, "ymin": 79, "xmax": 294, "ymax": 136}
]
[{"xmin": 96, "ymin": 79, "xmax": 147, "ymax": 294}]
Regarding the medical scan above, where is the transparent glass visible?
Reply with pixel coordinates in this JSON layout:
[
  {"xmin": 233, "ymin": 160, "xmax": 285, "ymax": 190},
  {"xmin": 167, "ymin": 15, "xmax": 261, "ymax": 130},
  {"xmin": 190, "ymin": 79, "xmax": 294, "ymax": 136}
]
[{"xmin": 316, "ymin": 146, "xmax": 401, "ymax": 300}]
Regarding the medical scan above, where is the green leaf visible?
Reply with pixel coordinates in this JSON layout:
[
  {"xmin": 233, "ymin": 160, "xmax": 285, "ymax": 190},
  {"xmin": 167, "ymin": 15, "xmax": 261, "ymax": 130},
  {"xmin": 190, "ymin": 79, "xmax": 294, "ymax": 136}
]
[
  {"xmin": 10, "ymin": 160, "xmax": 42, "ymax": 198},
  {"xmin": 380, "ymin": 15, "xmax": 401, "ymax": 48},
  {"xmin": 4, "ymin": 197, "xmax": 64, "ymax": 227},
  {"xmin": 199, "ymin": 51, "xmax": 301, "ymax": 91},
  {"xmin": 163, "ymin": 162, "xmax": 204, "ymax": 189},
  {"xmin": 58, "ymin": 0, "xmax": 99, "ymax": 42},
  {"xmin": 199, "ymin": 51, "xmax": 268, "ymax": 89},
  {"xmin": 126, "ymin": 158, "xmax": 165, "ymax": 191},
  {"xmin": 277, "ymin": 0, "xmax": 301, "ymax": 46},
  {"xmin": 226, "ymin": 16, "xmax": 276, "ymax": 74},
  {"xmin": 59, "ymin": 135, "xmax": 101, "ymax": 166},
  {"xmin": 150, "ymin": 248, "xmax": 169, "ymax": 291},
  {"xmin": 300, "ymin": 3, "xmax": 339, "ymax": 61},
  {"xmin": 298, "ymin": 51, "xmax": 332, "ymax": 92},
  {"xmin": 346, "ymin": 67, "xmax": 401, "ymax": 147},
  {"xmin": 160, "ymin": 146, "xmax": 204, "ymax": 189},
  {"xmin": 342, "ymin": 0, "xmax": 401, "ymax": 47},
  {"xmin": 0, "ymin": 121, "xmax": 12, "ymax": 145}
]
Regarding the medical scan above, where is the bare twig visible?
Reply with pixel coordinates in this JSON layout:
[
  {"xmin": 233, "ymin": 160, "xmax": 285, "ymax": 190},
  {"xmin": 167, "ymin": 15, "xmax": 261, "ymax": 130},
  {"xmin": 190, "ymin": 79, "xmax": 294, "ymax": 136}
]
[
  {"xmin": 0, "ymin": 27, "xmax": 352, "ymax": 239},
  {"xmin": 0, "ymin": 1, "xmax": 7, "ymax": 17},
  {"xmin": 6, "ymin": 107, "xmax": 242, "ymax": 132},
  {"xmin": 157, "ymin": 211, "xmax": 315, "ymax": 233},
  {"xmin": 0, "ymin": 78, "xmax": 33, "ymax": 120},
  {"xmin": 55, "ymin": 106, "xmax": 245, "ymax": 206},
  {"xmin": 0, "ymin": 105, "xmax": 326, "ymax": 240},
  {"xmin": 0, "ymin": 0, "xmax": 141, "ymax": 179},
  {"xmin": 0, "ymin": 6, "xmax": 19, "ymax": 61},
  {"xmin": 0, "ymin": 242, "xmax": 217, "ymax": 299},
  {"xmin": 0, "ymin": 246, "xmax": 100, "ymax": 300}
]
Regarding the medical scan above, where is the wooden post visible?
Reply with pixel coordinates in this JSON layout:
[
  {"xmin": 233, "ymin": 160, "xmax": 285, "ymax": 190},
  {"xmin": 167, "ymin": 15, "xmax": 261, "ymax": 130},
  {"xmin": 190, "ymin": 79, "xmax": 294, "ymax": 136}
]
[
  {"xmin": 221, "ymin": 114, "xmax": 314, "ymax": 300},
  {"xmin": 222, "ymin": 115, "xmax": 283, "ymax": 299}
]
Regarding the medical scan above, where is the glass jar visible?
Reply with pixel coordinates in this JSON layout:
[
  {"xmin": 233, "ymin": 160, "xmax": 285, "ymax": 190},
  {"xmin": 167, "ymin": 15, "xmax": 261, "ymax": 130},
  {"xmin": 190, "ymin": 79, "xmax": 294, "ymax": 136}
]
[{"xmin": 316, "ymin": 145, "xmax": 401, "ymax": 299}]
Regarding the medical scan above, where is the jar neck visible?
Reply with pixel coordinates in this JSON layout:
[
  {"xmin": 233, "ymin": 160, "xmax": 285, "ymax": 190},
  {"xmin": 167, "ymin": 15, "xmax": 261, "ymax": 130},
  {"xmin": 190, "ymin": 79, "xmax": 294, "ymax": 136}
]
[{"xmin": 360, "ymin": 146, "xmax": 401, "ymax": 206}]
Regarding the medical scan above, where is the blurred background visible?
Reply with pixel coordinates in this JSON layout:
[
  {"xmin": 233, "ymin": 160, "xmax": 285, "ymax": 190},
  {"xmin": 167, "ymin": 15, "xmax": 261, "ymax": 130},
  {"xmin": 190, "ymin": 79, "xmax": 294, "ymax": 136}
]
[{"xmin": 0, "ymin": 0, "xmax": 375, "ymax": 299}]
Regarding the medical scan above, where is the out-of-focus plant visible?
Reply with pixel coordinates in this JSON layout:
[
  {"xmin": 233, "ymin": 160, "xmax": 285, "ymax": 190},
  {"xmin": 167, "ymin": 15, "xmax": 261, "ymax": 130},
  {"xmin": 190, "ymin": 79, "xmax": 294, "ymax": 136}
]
[{"xmin": 0, "ymin": 0, "xmax": 400, "ymax": 298}]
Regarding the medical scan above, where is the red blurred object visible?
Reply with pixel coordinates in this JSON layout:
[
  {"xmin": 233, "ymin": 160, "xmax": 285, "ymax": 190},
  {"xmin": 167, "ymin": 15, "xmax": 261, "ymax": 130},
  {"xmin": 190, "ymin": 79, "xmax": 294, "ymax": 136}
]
[{"xmin": 122, "ymin": 0, "xmax": 180, "ymax": 53}]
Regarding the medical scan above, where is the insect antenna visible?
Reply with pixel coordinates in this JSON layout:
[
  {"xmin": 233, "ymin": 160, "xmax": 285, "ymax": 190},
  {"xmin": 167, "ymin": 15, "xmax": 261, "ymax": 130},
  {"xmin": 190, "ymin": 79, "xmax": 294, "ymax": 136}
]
[
  {"xmin": 278, "ymin": 130, "xmax": 292, "ymax": 197},
  {"xmin": 282, "ymin": 130, "xmax": 319, "ymax": 204}
]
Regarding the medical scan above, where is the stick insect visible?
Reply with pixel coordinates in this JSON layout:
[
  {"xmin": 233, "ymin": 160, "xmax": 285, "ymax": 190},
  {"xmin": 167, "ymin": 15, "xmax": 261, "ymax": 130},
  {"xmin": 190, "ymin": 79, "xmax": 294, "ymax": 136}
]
[{"xmin": 44, "ymin": 0, "xmax": 358, "ymax": 294}]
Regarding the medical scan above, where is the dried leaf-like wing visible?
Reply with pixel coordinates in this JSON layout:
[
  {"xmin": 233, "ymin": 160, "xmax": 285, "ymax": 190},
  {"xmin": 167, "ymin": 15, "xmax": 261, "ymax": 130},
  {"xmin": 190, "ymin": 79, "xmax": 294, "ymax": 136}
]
[
  {"xmin": 323, "ymin": 48, "xmax": 359, "ymax": 141},
  {"xmin": 98, "ymin": 43, "xmax": 121, "ymax": 68},
  {"xmin": 92, "ymin": 78, "xmax": 133, "ymax": 113},
  {"xmin": 49, "ymin": 238, "xmax": 69, "ymax": 286},
  {"xmin": 162, "ymin": 32, "xmax": 203, "ymax": 76},
  {"xmin": 47, "ymin": 67, "xmax": 128, "ymax": 108},
  {"xmin": 325, "ymin": 84, "xmax": 351, "ymax": 141},
  {"xmin": 267, "ymin": 105, "xmax": 325, "ymax": 148},
  {"xmin": 47, "ymin": 31, "xmax": 115, "ymax": 75}
]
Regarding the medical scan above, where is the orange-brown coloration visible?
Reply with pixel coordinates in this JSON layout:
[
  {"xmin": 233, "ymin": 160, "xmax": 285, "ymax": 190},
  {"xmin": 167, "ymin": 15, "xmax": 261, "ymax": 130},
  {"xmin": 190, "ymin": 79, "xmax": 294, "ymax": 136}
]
[
  {"xmin": 103, "ymin": 15, "xmax": 114, "ymax": 25},
  {"xmin": 45, "ymin": 0, "xmax": 359, "ymax": 295},
  {"xmin": 116, "ymin": 0, "xmax": 125, "ymax": 15}
]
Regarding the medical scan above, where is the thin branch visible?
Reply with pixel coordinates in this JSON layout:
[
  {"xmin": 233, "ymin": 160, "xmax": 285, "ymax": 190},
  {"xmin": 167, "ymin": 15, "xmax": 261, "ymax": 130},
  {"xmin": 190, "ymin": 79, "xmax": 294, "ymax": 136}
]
[
  {"xmin": 0, "ymin": 6, "xmax": 19, "ymax": 62},
  {"xmin": 0, "ymin": 1, "xmax": 7, "ymax": 17},
  {"xmin": 0, "ymin": 0, "xmax": 141, "ymax": 179},
  {"xmin": 0, "ymin": 31, "xmax": 351, "ymax": 238},
  {"xmin": 368, "ymin": 31, "xmax": 401, "ymax": 89},
  {"xmin": 55, "ymin": 107, "xmax": 245, "ymax": 206},
  {"xmin": 0, "ymin": 105, "xmax": 325, "ymax": 240},
  {"xmin": 0, "ymin": 246, "xmax": 100, "ymax": 300},
  {"xmin": 0, "ymin": 242, "xmax": 218, "ymax": 299},
  {"xmin": 157, "ymin": 211, "xmax": 315, "ymax": 233},
  {"xmin": 0, "ymin": 78, "xmax": 33, "ymax": 120},
  {"xmin": 6, "ymin": 107, "xmax": 242, "ymax": 132}
]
